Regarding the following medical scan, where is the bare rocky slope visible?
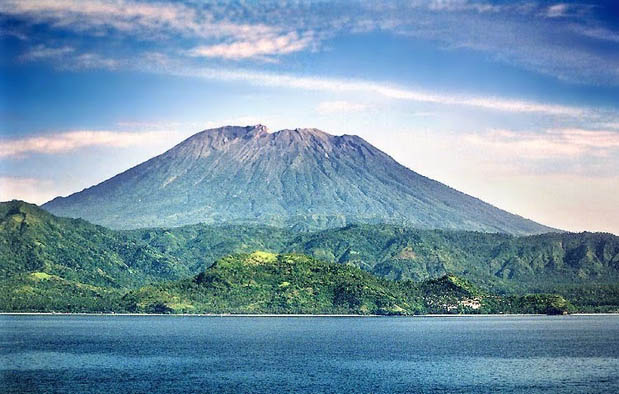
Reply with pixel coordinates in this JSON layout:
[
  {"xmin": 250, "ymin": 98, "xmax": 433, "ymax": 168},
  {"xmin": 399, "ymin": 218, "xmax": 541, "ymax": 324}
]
[{"xmin": 43, "ymin": 125, "xmax": 554, "ymax": 234}]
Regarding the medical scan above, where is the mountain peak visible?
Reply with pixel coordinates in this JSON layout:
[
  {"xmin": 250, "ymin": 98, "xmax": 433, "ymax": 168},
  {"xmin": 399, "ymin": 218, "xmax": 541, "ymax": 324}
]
[
  {"xmin": 166, "ymin": 124, "xmax": 269, "ymax": 157},
  {"xmin": 187, "ymin": 125, "xmax": 337, "ymax": 145},
  {"xmin": 43, "ymin": 124, "xmax": 554, "ymax": 234},
  {"xmin": 198, "ymin": 124, "xmax": 268, "ymax": 140},
  {"xmin": 276, "ymin": 127, "xmax": 329, "ymax": 137}
]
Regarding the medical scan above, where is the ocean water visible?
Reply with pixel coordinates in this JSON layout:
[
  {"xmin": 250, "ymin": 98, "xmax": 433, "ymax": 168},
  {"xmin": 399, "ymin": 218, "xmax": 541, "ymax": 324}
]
[{"xmin": 1, "ymin": 315, "xmax": 618, "ymax": 393}]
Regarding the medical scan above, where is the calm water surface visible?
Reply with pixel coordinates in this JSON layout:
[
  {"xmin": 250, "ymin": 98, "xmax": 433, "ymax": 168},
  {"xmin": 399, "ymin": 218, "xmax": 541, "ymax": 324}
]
[{"xmin": 1, "ymin": 315, "xmax": 618, "ymax": 393}]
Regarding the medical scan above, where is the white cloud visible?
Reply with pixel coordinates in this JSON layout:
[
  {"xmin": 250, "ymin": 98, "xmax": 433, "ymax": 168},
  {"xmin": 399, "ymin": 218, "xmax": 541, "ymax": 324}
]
[
  {"xmin": 115, "ymin": 120, "xmax": 192, "ymax": 129},
  {"xmin": 187, "ymin": 32, "xmax": 313, "ymax": 60},
  {"xmin": 597, "ymin": 122, "xmax": 619, "ymax": 130},
  {"xmin": 463, "ymin": 128, "xmax": 619, "ymax": 159},
  {"xmin": 1, "ymin": 0, "xmax": 314, "ymax": 59},
  {"xmin": 5, "ymin": 0, "xmax": 619, "ymax": 84},
  {"xmin": 15, "ymin": 41, "xmax": 605, "ymax": 119},
  {"xmin": 0, "ymin": 26, "xmax": 28, "ymax": 40},
  {"xmin": 425, "ymin": 0, "xmax": 499, "ymax": 13},
  {"xmin": 13, "ymin": 42, "xmax": 598, "ymax": 117},
  {"xmin": 72, "ymin": 53, "xmax": 120, "ymax": 69},
  {"xmin": 0, "ymin": 130, "xmax": 176, "ymax": 158},
  {"xmin": 1, "ymin": 0, "xmax": 193, "ymax": 33},
  {"xmin": 0, "ymin": 176, "xmax": 58, "ymax": 205},
  {"xmin": 16, "ymin": 44, "xmax": 123, "ymax": 69},
  {"xmin": 388, "ymin": 3, "xmax": 618, "ymax": 84},
  {"xmin": 545, "ymin": 4, "xmax": 569, "ymax": 18},
  {"xmin": 316, "ymin": 101, "xmax": 368, "ymax": 114},
  {"xmin": 572, "ymin": 25, "xmax": 619, "ymax": 43},
  {"xmin": 178, "ymin": 67, "xmax": 587, "ymax": 116},
  {"xmin": 18, "ymin": 44, "xmax": 74, "ymax": 61},
  {"xmin": 1, "ymin": 0, "xmax": 206, "ymax": 37},
  {"xmin": 558, "ymin": 128, "xmax": 619, "ymax": 149}
]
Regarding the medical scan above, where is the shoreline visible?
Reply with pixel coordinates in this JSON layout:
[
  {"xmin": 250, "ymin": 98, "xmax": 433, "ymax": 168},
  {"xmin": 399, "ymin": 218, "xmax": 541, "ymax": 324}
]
[{"xmin": 1, "ymin": 312, "xmax": 617, "ymax": 317}]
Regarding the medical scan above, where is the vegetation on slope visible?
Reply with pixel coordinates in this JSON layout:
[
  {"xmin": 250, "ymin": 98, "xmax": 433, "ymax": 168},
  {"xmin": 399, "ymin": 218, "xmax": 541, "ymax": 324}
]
[
  {"xmin": 122, "ymin": 252, "xmax": 423, "ymax": 315},
  {"xmin": 121, "ymin": 252, "xmax": 573, "ymax": 315},
  {"xmin": 1, "ymin": 201, "xmax": 616, "ymax": 312},
  {"xmin": 285, "ymin": 225, "xmax": 619, "ymax": 291},
  {"xmin": 0, "ymin": 272, "xmax": 124, "ymax": 312},
  {"xmin": 129, "ymin": 222, "xmax": 619, "ymax": 310},
  {"xmin": 0, "ymin": 200, "xmax": 191, "ymax": 288}
]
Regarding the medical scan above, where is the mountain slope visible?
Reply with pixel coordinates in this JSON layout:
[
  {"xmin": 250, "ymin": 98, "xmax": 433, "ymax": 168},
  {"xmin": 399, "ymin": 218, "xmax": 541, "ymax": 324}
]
[
  {"xmin": 1, "ymin": 202, "xmax": 616, "ymax": 311},
  {"xmin": 284, "ymin": 224, "xmax": 619, "ymax": 291},
  {"xmin": 43, "ymin": 125, "xmax": 553, "ymax": 234},
  {"xmin": 0, "ymin": 200, "xmax": 191, "ymax": 288},
  {"xmin": 131, "ymin": 221, "xmax": 619, "ymax": 296}
]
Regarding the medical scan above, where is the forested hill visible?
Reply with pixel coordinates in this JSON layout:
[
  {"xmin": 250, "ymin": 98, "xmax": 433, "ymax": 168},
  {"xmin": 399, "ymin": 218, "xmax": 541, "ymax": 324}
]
[
  {"xmin": 284, "ymin": 225, "xmax": 619, "ymax": 291},
  {"xmin": 122, "ymin": 252, "xmax": 573, "ymax": 315},
  {"xmin": 130, "ymin": 221, "xmax": 619, "ymax": 293},
  {"xmin": 0, "ymin": 200, "xmax": 192, "ymax": 288},
  {"xmin": 1, "ymin": 201, "xmax": 618, "ymax": 312}
]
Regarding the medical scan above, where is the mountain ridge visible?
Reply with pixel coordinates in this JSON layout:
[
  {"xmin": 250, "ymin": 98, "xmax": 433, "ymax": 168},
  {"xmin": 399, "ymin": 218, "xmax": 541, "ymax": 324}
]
[
  {"xmin": 2, "ymin": 201, "xmax": 617, "ymax": 312},
  {"xmin": 43, "ymin": 125, "xmax": 555, "ymax": 234}
]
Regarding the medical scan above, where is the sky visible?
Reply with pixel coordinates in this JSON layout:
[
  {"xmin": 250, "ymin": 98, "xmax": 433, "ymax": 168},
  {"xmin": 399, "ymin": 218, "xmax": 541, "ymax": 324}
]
[{"xmin": 0, "ymin": 0, "xmax": 618, "ymax": 234}]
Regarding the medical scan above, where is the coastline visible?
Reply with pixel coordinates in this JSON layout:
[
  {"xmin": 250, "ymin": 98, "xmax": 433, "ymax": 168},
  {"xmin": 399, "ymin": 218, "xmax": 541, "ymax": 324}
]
[{"xmin": 2, "ymin": 312, "xmax": 617, "ymax": 317}]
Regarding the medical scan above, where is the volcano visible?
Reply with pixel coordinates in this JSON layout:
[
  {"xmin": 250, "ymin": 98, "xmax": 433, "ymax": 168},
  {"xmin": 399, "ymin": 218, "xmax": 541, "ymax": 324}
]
[{"xmin": 43, "ymin": 125, "xmax": 554, "ymax": 234}]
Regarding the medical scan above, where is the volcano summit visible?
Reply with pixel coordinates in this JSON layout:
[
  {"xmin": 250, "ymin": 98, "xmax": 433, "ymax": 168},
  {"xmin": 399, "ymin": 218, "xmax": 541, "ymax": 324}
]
[{"xmin": 43, "ymin": 125, "xmax": 553, "ymax": 234}]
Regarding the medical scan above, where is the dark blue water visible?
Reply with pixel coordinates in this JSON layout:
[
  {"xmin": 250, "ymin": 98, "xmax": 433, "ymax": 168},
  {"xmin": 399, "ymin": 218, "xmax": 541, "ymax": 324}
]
[{"xmin": 1, "ymin": 315, "xmax": 618, "ymax": 393}]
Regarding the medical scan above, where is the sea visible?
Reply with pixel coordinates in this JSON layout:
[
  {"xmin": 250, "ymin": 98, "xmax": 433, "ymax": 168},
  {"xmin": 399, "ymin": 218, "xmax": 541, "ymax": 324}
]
[{"xmin": 1, "ymin": 315, "xmax": 618, "ymax": 393}]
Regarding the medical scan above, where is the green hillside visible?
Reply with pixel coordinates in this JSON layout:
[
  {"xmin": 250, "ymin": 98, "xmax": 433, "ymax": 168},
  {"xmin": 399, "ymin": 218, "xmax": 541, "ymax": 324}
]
[
  {"xmin": 130, "ymin": 222, "xmax": 619, "ymax": 309},
  {"xmin": 121, "ymin": 252, "xmax": 573, "ymax": 315},
  {"xmin": 130, "ymin": 223, "xmax": 619, "ymax": 295},
  {"xmin": 122, "ymin": 251, "xmax": 423, "ymax": 315},
  {"xmin": 0, "ymin": 200, "xmax": 191, "ymax": 288},
  {"xmin": 285, "ymin": 225, "xmax": 619, "ymax": 291},
  {"xmin": 0, "ymin": 272, "xmax": 124, "ymax": 312},
  {"xmin": 1, "ymin": 201, "xmax": 617, "ymax": 312}
]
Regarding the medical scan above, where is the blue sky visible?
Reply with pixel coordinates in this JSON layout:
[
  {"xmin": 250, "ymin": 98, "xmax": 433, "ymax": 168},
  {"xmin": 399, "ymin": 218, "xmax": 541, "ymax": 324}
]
[{"xmin": 1, "ymin": 0, "xmax": 618, "ymax": 233}]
